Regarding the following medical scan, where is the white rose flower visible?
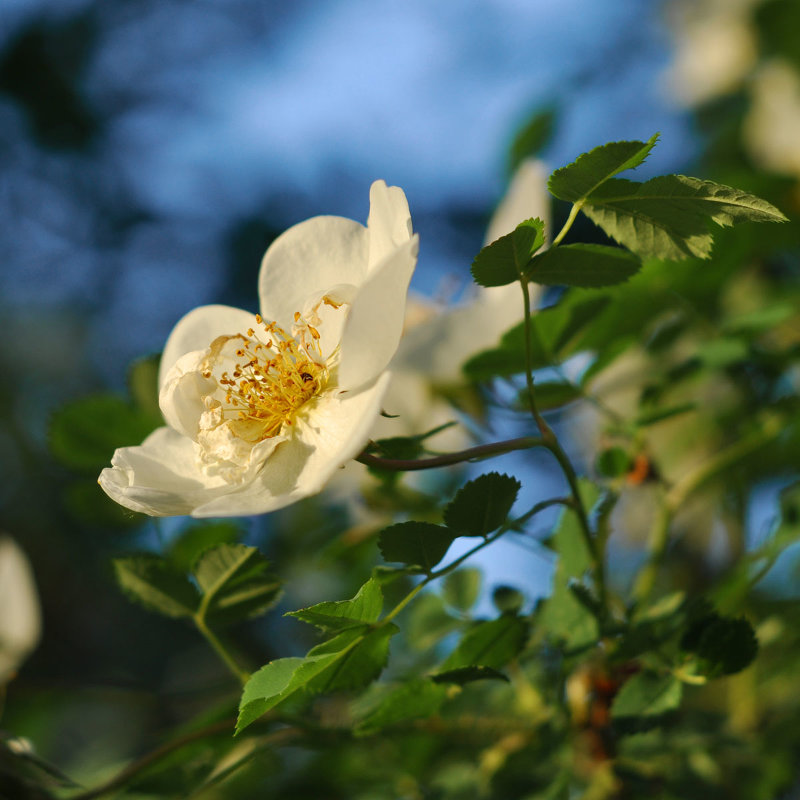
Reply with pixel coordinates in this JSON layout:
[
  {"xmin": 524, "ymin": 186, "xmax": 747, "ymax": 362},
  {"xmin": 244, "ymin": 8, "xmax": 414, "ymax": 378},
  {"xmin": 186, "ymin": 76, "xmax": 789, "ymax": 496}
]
[
  {"xmin": 0, "ymin": 536, "xmax": 41, "ymax": 685},
  {"xmin": 99, "ymin": 181, "xmax": 418, "ymax": 518}
]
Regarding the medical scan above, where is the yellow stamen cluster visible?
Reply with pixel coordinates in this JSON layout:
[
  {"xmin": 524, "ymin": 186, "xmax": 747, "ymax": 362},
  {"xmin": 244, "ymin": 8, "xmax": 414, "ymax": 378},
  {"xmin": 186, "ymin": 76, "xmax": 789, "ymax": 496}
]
[{"xmin": 203, "ymin": 312, "xmax": 327, "ymax": 440}]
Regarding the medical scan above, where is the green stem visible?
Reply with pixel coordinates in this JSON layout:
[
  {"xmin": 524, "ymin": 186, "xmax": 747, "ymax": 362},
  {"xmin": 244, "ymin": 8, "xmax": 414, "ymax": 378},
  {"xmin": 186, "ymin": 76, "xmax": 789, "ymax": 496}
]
[
  {"xmin": 69, "ymin": 720, "xmax": 296, "ymax": 800},
  {"xmin": 356, "ymin": 436, "xmax": 544, "ymax": 472},
  {"xmin": 382, "ymin": 498, "xmax": 565, "ymax": 625},
  {"xmin": 551, "ymin": 200, "xmax": 584, "ymax": 247},
  {"xmin": 519, "ymin": 277, "xmax": 548, "ymax": 434},
  {"xmin": 518, "ymin": 275, "xmax": 606, "ymax": 612},
  {"xmin": 194, "ymin": 615, "xmax": 250, "ymax": 687}
]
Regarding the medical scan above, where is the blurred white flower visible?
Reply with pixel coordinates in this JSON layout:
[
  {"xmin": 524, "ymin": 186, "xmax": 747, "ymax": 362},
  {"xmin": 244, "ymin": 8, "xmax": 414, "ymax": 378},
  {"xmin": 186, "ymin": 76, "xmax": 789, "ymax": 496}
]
[
  {"xmin": 0, "ymin": 536, "xmax": 41, "ymax": 684},
  {"xmin": 744, "ymin": 58, "xmax": 800, "ymax": 178},
  {"xmin": 662, "ymin": 0, "xmax": 759, "ymax": 107},
  {"xmin": 377, "ymin": 159, "xmax": 551, "ymax": 442},
  {"xmin": 99, "ymin": 181, "xmax": 418, "ymax": 518}
]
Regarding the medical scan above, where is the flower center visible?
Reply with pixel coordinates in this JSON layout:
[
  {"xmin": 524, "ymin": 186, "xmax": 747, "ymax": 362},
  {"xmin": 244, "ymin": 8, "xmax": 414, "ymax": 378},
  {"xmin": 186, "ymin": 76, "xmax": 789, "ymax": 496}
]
[{"xmin": 202, "ymin": 311, "xmax": 329, "ymax": 441}]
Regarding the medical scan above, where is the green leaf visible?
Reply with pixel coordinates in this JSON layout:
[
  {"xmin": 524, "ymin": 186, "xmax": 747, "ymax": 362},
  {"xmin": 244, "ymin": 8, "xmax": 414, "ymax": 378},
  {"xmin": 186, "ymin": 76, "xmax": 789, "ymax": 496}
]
[
  {"xmin": 538, "ymin": 480, "xmax": 601, "ymax": 649},
  {"xmin": 444, "ymin": 473, "xmax": 521, "ymax": 537},
  {"xmin": 548, "ymin": 134, "xmax": 659, "ymax": 202},
  {"xmin": 50, "ymin": 395, "xmax": 161, "ymax": 473},
  {"xmin": 431, "ymin": 665, "xmax": 509, "ymax": 685},
  {"xmin": 583, "ymin": 175, "xmax": 788, "ymax": 260},
  {"xmin": 442, "ymin": 568, "xmax": 482, "ymax": 612},
  {"xmin": 194, "ymin": 544, "xmax": 281, "ymax": 626},
  {"xmin": 306, "ymin": 625, "xmax": 397, "ymax": 694},
  {"xmin": 286, "ymin": 578, "xmax": 383, "ymax": 632},
  {"xmin": 237, "ymin": 656, "xmax": 317, "ymax": 733},
  {"xmin": 167, "ymin": 522, "xmax": 242, "ymax": 573},
  {"xmin": 680, "ymin": 613, "xmax": 758, "ymax": 676},
  {"xmin": 610, "ymin": 671, "xmax": 683, "ymax": 720},
  {"xmin": 471, "ymin": 218, "xmax": 546, "ymax": 287},
  {"xmin": 439, "ymin": 614, "xmax": 529, "ymax": 671},
  {"xmin": 406, "ymin": 592, "xmax": 461, "ymax": 651},
  {"xmin": 509, "ymin": 105, "xmax": 556, "ymax": 172},
  {"xmin": 595, "ymin": 447, "xmax": 631, "ymax": 478},
  {"xmin": 525, "ymin": 244, "xmax": 641, "ymax": 287},
  {"xmin": 463, "ymin": 294, "xmax": 611, "ymax": 380},
  {"xmin": 634, "ymin": 402, "xmax": 696, "ymax": 428},
  {"xmin": 518, "ymin": 381, "xmax": 582, "ymax": 412},
  {"xmin": 127, "ymin": 354, "xmax": 161, "ymax": 418},
  {"xmin": 113, "ymin": 556, "xmax": 198, "ymax": 619},
  {"xmin": 353, "ymin": 679, "xmax": 448, "ymax": 736},
  {"xmin": 368, "ymin": 422, "xmax": 457, "ymax": 460},
  {"xmin": 378, "ymin": 521, "xmax": 456, "ymax": 573},
  {"xmin": 236, "ymin": 624, "xmax": 398, "ymax": 733},
  {"xmin": 492, "ymin": 585, "xmax": 525, "ymax": 614}
]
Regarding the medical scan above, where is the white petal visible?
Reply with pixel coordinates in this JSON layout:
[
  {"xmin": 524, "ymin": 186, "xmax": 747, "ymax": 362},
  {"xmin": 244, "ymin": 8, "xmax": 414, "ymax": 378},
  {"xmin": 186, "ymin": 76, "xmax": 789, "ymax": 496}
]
[
  {"xmin": 99, "ymin": 427, "xmax": 227, "ymax": 517},
  {"xmin": 0, "ymin": 536, "xmax": 41, "ymax": 682},
  {"xmin": 159, "ymin": 350, "xmax": 215, "ymax": 439},
  {"xmin": 483, "ymin": 159, "xmax": 551, "ymax": 246},
  {"xmin": 191, "ymin": 373, "xmax": 390, "ymax": 517},
  {"xmin": 366, "ymin": 180, "xmax": 413, "ymax": 271},
  {"xmin": 336, "ymin": 236, "xmax": 419, "ymax": 390},
  {"xmin": 258, "ymin": 216, "xmax": 369, "ymax": 331},
  {"xmin": 159, "ymin": 304, "xmax": 256, "ymax": 388}
]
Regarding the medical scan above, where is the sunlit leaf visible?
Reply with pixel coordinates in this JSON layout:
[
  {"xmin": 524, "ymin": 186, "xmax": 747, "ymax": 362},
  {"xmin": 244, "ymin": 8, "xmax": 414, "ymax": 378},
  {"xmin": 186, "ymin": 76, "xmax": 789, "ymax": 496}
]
[
  {"xmin": 548, "ymin": 134, "xmax": 659, "ymax": 202},
  {"xmin": 583, "ymin": 175, "xmax": 787, "ymax": 260},
  {"xmin": 287, "ymin": 578, "xmax": 383, "ymax": 632}
]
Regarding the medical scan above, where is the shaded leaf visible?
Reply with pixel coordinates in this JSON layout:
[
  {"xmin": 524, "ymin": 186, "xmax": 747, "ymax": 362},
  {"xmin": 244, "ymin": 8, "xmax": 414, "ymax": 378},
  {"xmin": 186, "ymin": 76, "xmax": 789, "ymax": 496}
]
[
  {"xmin": 471, "ymin": 218, "xmax": 545, "ymax": 287},
  {"xmin": 406, "ymin": 592, "xmax": 462, "ymax": 651},
  {"xmin": 378, "ymin": 521, "xmax": 456, "ymax": 573},
  {"xmin": 492, "ymin": 585, "xmax": 525, "ymax": 614},
  {"xmin": 167, "ymin": 522, "xmax": 241, "ymax": 573},
  {"xmin": 194, "ymin": 544, "xmax": 281, "ymax": 626},
  {"xmin": 518, "ymin": 381, "xmax": 582, "ymax": 412},
  {"xmin": 127, "ymin": 354, "xmax": 161, "ymax": 418},
  {"xmin": 526, "ymin": 243, "xmax": 641, "ymax": 287},
  {"xmin": 548, "ymin": 135, "xmax": 659, "ymax": 202},
  {"xmin": 439, "ymin": 614, "xmax": 528, "ymax": 671},
  {"xmin": 444, "ymin": 473, "xmax": 521, "ymax": 537},
  {"xmin": 443, "ymin": 568, "xmax": 482, "ymax": 612},
  {"xmin": 50, "ymin": 395, "xmax": 161, "ymax": 473},
  {"xmin": 538, "ymin": 481, "xmax": 601, "ymax": 649},
  {"xmin": 680, "ymin": 613, "xmax": 758, "ymax": 676},
  {"xmin": 113, "ymin": 556, "xmax": 198, "ymax": 619},
  {"xmin": 463, "ymin": 294, "xmax": 611, "ymax": 380},
  {"xmin": 354, "ymin": 679, "xmax": 448, "ymax": 736},
  {"xmin": 509, "ymin": 105, "xmax": 556, "ymax": 172},
  {"xmin": 611, "ymin": 671, "xmax": 682, "ymax": 720},
  {"xmin": 367, "ymin": 422, "xmax": 457, "ymax": 460},
  {"xmin": 432, "ymin": 665, "xmax": 509, "ymax": 685}
]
